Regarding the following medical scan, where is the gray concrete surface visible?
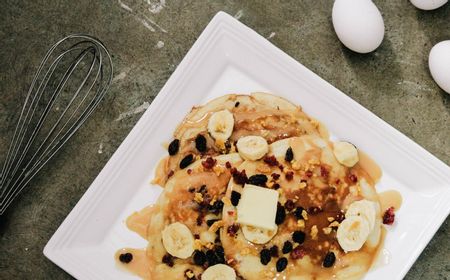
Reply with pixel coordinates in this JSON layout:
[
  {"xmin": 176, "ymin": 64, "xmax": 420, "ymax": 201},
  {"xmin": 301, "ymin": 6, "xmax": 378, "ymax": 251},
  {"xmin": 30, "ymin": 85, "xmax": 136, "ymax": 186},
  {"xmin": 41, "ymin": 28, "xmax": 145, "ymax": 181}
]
[{"xmin": 0, "ymin": 0, "xmax": 449, "ymax": 279}]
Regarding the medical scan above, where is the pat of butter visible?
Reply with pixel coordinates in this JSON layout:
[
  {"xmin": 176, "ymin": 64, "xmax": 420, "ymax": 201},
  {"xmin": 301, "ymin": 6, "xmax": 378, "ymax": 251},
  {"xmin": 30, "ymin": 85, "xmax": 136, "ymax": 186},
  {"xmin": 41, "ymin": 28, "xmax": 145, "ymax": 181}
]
[{"xmin": 236, "ymin": 184, "xmax": 279, "ymax": 230}]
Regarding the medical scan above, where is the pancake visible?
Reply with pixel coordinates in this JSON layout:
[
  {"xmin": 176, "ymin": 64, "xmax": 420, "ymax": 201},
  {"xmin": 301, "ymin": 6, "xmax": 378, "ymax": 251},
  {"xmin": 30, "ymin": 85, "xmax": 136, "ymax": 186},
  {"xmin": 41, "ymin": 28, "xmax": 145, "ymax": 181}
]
[
  {"xmin": 220, "ymin": 135, "xmax": 383, "ymax": 279},
  {"xmin": 153, "ymin": 93, "xmax": 323, "ymax": 186}
]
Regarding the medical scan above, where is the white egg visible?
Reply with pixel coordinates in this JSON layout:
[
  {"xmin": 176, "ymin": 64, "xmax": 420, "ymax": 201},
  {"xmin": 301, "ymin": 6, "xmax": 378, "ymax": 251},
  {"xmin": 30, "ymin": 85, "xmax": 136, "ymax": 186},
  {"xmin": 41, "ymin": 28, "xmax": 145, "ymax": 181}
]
[
  {"xmin": 410, "ymin": 0, "xmax": 448, "ymax": 10},
  {"xmin": 429, "ymin": 40, "xmax": 450, "ymax": 94},
  {"xmin": 332, "ymin": 0, "xmax": 385, "ymax": 53}
]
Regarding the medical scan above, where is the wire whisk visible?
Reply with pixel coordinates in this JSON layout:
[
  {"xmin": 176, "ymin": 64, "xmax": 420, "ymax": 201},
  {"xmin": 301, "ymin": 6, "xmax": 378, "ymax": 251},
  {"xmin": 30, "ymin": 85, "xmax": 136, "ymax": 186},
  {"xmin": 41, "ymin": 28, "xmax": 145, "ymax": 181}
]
[{"xmin": 0, "ymin": 34, "xmax": 113, "ymax": 215}]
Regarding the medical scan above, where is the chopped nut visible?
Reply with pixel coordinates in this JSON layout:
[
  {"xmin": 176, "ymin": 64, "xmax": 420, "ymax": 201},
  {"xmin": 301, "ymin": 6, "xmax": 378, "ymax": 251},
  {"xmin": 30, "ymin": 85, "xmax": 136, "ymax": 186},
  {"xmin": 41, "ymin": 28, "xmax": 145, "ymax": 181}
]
[
  {"xmin": 291, "ymin": 160, "xmax": 301, "ymax": 170},
  {"xmin": 216, "ymin": 139, "xmax": 226, "ymax": 150},
  {"xmin": 209, "ymin": 220, "xmax": 224, "ymax": 232},
  {"xmin": 194, "ymin": 239, "xmax": 202, "ymax": 250},
  {"xmin": 213, "ymin": 165, "xmax": 225, "ymax": 176},
  {"xmin": 311, "ymin": 225, "xmax": 318, "ymax": 240},
  {"xmin": 327, "ymin": 217, "xmax": 335, "ymax": 222},
  {"xmin": 209, "ymin": 196, "xmax": 218, "ymax": 206},
  {"xmin": 185, "ymin": 270, "xmax": 195, "ymax": 278},
  {"xmin": 297, "ymin": 219, "xmax": 305, "ymax": 229},
  {"xmin": 299, "ymin": 182, "xmax": 307, "ymax": 189},
  {"xmin": 301, "ymin": 210, "xmax": 309, "ymax": 220},
  {"xmin": 221, "ymin": 196, "xmax": 232, "ymax": 206},
  {"xmin": 329, "ymin": 221, "xmax": 340, "ymax": 228},
  {"xmin": 205, "ymin": 242, "xmax": 215, "ymax": 249},
  {"xmin": 323, "ymin": 227, "xmax": 332, "ymax": 235},
  {"xmin": 194, "ymin": 192, "xmax": 203, "ymax": 203},
  {"xmin": 267, "ymin": 181, "xmax": 275, "ymax": 188},
  {"xmin": 241, "ymin": 248, "xmax": 250, "ymax": 255},
  {"xmin": 257, "ymin": 165, "xmax": 271, "ymax": 173}
]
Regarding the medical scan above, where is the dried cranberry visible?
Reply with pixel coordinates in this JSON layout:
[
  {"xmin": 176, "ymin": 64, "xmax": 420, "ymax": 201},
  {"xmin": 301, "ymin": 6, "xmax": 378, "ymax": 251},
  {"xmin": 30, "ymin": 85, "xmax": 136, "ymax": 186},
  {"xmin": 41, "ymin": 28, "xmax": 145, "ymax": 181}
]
[
  {"xmin": 162, "ymin": 254, "xmax": 174, "ymax": 267},
  {"xmin": 282, "ymin": 241, "xmax": 293, "ymax": 254},
  {"xmin": 292, "ymin": 231, "xmax": 305, "ymax": 244},
  {"xmin": 180, "ymin": 154, "xmax": 194, "ymax": 169},
  {"xmin": 167, "ymin": 170, "xmax": 174, "ymax": 178},
  {"xmin": 248, "ymin": 174, "xmax": 268, "ymax": 186},
  {"xmin": 308, "ymin": 206, "xmax": 322, "ymax": 215},
  {"xmin": 196, "ymin": 213, "xmax": 204, "ymax": 226},
  {"xmin": 276, "ymin": 257, "xmax": 288, "ymax": 272},
  {"xmin": 323, "ymin": 252, "xmax": 336, "ymax": 268},
  {"xmin": 275, "ymin": 205, "xmax": 286, "ymax": 225},
  {"xmin": 305, "ymin": 170, "xmax": 313, "ymax": 177},
  {"xmin": 193, "ymin": 250, "xmax": 206, "ymax": 266},
  {"xmin": 230, "ymin": 191, "xmax": 241, "ymax": 206},
  {"xmin": 264, "ymin": 155, "xmax": 279, "ymax": 166},
  {"xmin": 320, "ymin": 166, "xmax": 329, "ymax": 178},
  {"xmin": 201, "ymin": 157, "xmax": 217, "ymax": 169},
  {"xmin": 187, "ymin": 169, "xmax": 192, "ymax": 175},
  {"xmin": 349, "ymin": 173, "xmax": 358, "ymax": 183},
  {"xmin": 225, "ymin": 161, "xmax": 232, "ymax": 169},
  {"xmin": 284, "ymin": 199, "xmax": 295, "ymax": 211},
  {"xmin": 285, "ymin": 147, "xmax": 294, "ymax": 162},
  {"xmin": 271, "ymin": 173, "xmax": 280, "ymax": 180},
  {"xmin": 290, "ymin": 247, "xmax": 306, "ymax": 259},
  {"xmin": 227, "ymin": 224, "xmax": 239, "ymax": 237},
  {"xmin": 294, "ymin": 207, "xmax": 305, "ymax": 220},
  {"xmin": 188, "ymin": 187, "xmax": 196, "ymax": 193},
  {"xmin": 119, "ymin": 252, "xmax": 133, "ymax": 263},
  {"xmin": 168, "ymin": 139, "xmax": 180, "ymax": 156},
  {"xmin": 269, "ymin": 245, "xmax": 279, "ymax": 257},
  {"xmin": 231, "ymin": 168, "xmax": 248, "ymax": 184},
  {"xmin": 285, "ymin": 171, "xmax": 294, "ymax": 181},
  {"xmin": 195, "ymin": 134, "xmax": 207, "ymax": 152},
  {"xmin": 383, "ymin": 207, "xmax": 395, "ymax": 225},
  {"xmin": 260, "ymin": 249, "xmax": 271, "ymax": 265}
]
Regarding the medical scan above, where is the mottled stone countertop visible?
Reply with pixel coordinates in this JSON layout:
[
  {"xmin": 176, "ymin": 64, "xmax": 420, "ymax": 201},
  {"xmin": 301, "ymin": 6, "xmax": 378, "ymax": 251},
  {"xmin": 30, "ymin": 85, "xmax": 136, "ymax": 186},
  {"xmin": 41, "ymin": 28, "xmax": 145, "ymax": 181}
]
[{"xmin": 0, "ymin": 1, "xmax": 449, "ymax": 279}]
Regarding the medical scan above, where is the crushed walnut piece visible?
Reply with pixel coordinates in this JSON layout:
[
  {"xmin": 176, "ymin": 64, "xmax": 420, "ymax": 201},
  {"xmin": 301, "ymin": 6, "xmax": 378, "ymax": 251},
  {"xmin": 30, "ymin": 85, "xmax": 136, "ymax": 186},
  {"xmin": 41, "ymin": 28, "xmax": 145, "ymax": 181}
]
[
  {"xmin": 297, "ymin": 219, "xmax": 305, "ymax": 229},
  {"xmin": 221, "ymin": 196, "xmax": 232, "ymax": 206},
  {"xmin": 209, "ymin": 220, "xmax": 224, "ymax": 232},
  {"xmin": 311, "ymin": 225, "xmax": 319, "ymax": 240},
  {"xmin": 301, "ymin": 210, "xmax": 309, "ymax": 220},
  {"xmin": 194, "ymin": 192, "xmax": 203, "ymax": 203},
  {"xmin": 194, "ymin": 239, "xmax": 202, "ymax": 250},
  {"xmin": 323, "ymin": 227, "xmax": 332, "ymax": 235}
]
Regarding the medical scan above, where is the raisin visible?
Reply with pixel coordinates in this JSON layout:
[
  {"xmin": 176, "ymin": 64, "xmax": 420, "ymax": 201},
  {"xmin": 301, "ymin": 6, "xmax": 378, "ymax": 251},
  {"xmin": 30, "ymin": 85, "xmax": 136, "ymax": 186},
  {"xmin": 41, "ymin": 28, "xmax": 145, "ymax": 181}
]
[
  {"xmin": 273, "ymin": 183, "xmax": 281, "ymax": 190},
  {"xmin": 230, "ymin": 191, "xmax": 241, "ymax": 206},
  {"xmin": 162, "ymin": 254, "xmax": 174, "ymax": 267},
  {"xmin": 206, "ymin": 219, "xmax": 219, "ymax": 227},
  {"xmin": 168, "ymin": 139, "xmax": 180, "ymax": 156},
  {"xmin": 225, "ymin": 161, "xmax": 232, "ymax": 169},
  {"xmin": 260, "ymin": 249, "xmax": 271, "ymax": 265},
  {"xmin": 231, "ymin": 168, "xmax": 248, "ymax": 184},
  {"xmin": 235, "ymin": 101, "xmax": 240, "ymax": 107},
  {"xmin": 284, "ymin": 200, "xmax": 295, "ymax": 211},
  {"xmin": 263, "ymin": 155, "xmax": 279, "ymax": 166},
  {"xmin": 276, "ymin": 257, "xmax": 288, "ymax": 272},
  {"xmin": 201, "ymin": 157, "xmax": 217, "ymax": 169},
  {"xmin": 199, "ymin": 185, "xmax": 207, "ymax": 194},
  {"xmin": 195, "ymin": 134, "xmax": 207, "ymax": 152},
  {"xmin": 285, "ymin": 171, "xmax": 294, "ymax": 181},
  {"xmin": 335, "ymin": 212, "xmax": 345, "ymax": 222},
  {"xmin": 285, "ymin": 147, "xmax": 294, "ymax": 162},
  {"xmin": 119, "ymin": 252, "xmax": 133, "ymax": 263},
  {"xmin": 294, "ymin": 207, "xmax": 305, "ymax": 220},
  {"xmin": 292, "ymin": 231, "xmax": 305, "ymax": 244},
  {"xmin": 206, "ymin": 250, "xmax": 218, "ymax": 266},
  {"xmin": 214, "ymin": 246, "xmax": 225, "ymax": 264},
  {"xmin": 323, "ymin": 251, "xmax": 336, "ymax": 267},
  {"xmin": 282, "ymin": 241, "xmax": 293, "ymax": 254},
  {"xmin": 193, "ymin": 250, "xmax": 206, "ymax": 266},
  {"xmin": 271, "ymin": 173, "xmax": 280, "ymax": 180},
  {"xmin": 383, "ymin": 207, "xmax": 395, "ymax": 225},
  {"xmin": 320, "ymin": 166, "xmax": 329, "ymax": 178},
  {"xmin": 208, "ymin": 200, "xmax": 224, "ymax": 214},
  {"xmin": 290, "ymin": 246, "xmax": 306, "ymax": 259},
  {"xmin": 269, "ymin": 245, "xmax": 279, "ymax": 257},
  {"xmin": 248, "ymin": 174, "xmax": 268, "ymax": 186},
  {"xmin": 275, "ymin": 205, "xmax": 286, "ymax": 225},
  {"xmin": 308, "ymin": 206, "xmax": 322, "ymax": 215},
  {"xmin": 180, "ymin": 154, "xmax": 194, "ymax": 169}
]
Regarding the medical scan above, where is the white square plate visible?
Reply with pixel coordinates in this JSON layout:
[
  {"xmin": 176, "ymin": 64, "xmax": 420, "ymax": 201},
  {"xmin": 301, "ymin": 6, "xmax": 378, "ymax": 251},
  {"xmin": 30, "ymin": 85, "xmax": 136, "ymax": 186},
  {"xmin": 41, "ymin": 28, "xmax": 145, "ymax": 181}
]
[{"xmin": 44, "ymin": 11, "xmax": 450, "ymax": 280}]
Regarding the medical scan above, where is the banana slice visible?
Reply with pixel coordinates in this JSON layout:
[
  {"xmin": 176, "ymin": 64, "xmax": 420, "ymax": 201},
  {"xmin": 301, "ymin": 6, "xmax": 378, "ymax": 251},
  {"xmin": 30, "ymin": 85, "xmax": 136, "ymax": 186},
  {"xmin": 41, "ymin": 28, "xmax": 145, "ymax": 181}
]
[
  {"xmin": 202, "ymin": 264, "xmax": 236, "ymax": 280},
  {"xmin": 337, "ymin": 216, "xmax": 370, "ymax": 252},
  {"xmin": 345, "ymin": 199, "xmax": 376, "ymax": 231},
  {"xmin": 208, "ymin": 110, "xmax": 234, "ymax": 142},
  {"xmin": 242, "ymin": 225, "xmax": 278, "ymax": 244},
  {"xmin": 236, "ymin": 136, "xmax": 269, "ymax": 161},
  {"xmin": 333, "ymin": 141, "xmax": 359, "ymax": 167},
  {"xmin": 161, "ymin": 222, "xmax": 195, "ymax": 259}
]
